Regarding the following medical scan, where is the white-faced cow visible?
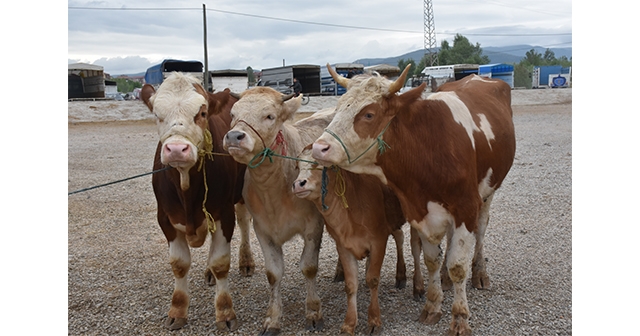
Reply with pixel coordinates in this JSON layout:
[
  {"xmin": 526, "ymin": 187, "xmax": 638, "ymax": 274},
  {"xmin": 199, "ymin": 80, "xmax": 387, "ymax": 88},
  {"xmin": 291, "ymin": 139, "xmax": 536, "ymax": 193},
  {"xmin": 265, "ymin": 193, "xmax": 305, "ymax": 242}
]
[
  {"xmin": 140, "ymin": 72, "xmax": 255, "ymax": 331},
  {"xmin": 312, "ymin": 65, "xmax": 516, "ymax": 335},
  {"xmin": 292, "ymin": 147, "xmax": 422, "ymax": 335},
  {"xmin": 222, "ymin": 87, "xmax": 335, "ymax": 335}
]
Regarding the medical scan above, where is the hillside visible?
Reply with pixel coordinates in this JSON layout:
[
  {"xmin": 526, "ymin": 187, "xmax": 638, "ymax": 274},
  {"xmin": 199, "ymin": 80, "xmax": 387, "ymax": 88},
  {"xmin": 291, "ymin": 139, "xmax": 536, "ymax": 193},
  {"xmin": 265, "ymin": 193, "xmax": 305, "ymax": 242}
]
[{"xmin": 354, "ymin": 45, "xmax": 572, "ymax": 67}]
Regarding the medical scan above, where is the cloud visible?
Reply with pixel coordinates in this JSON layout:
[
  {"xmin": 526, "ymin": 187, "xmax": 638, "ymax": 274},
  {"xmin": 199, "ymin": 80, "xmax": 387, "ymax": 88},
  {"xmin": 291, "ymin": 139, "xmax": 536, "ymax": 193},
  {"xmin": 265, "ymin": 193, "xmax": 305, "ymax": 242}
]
[{"xmin": 67, "ymin": 0, "xmax": 572, "ymax": 75}]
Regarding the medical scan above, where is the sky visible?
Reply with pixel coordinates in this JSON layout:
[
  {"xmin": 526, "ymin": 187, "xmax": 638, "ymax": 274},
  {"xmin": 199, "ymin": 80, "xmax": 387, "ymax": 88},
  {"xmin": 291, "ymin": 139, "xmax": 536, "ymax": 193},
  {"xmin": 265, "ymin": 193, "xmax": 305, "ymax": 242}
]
[{"xmin": 67, "ymin": 0, "xmax": 573, "ymax": 75}]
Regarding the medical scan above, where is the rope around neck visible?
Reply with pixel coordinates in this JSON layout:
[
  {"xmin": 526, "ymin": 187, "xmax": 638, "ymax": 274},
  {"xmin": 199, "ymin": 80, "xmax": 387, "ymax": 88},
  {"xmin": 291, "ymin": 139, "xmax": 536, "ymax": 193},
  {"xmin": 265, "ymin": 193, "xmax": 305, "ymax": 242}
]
[
  {"xmin": 197, "ymin": 128, "xmax": 216, "ymax": 234},
  {"xmin": 323, "ymin": 120, "xmax": 392, "ymax": 165}
]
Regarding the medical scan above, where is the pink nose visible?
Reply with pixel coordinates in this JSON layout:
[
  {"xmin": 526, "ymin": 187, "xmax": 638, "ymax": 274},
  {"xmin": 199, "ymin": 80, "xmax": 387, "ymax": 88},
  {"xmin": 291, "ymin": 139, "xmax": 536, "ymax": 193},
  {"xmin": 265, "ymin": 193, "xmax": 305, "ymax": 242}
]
[
  {"xmin": 292, "ymin": 179, "xmax": 307, "ymax": 193},
  {"xmin": 311, "ymin": 141, "xmax": 330, "ymax": 160},
  {"xmin": 163, "ymin": 143, "xmax": 191, "ymax": 162}
]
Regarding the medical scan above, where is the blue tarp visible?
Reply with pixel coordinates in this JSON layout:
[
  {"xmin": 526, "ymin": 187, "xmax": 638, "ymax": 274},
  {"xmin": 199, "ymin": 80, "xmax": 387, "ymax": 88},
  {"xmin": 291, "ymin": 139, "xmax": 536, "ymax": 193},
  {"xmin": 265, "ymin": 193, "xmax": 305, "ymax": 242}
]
[
  {"xmin": 478, "ymin": 63, "xmax": 514, "ymax": 75},
  {"xmin": 144, "ymin": 59, "xmax": 203, "ymax": 85}
]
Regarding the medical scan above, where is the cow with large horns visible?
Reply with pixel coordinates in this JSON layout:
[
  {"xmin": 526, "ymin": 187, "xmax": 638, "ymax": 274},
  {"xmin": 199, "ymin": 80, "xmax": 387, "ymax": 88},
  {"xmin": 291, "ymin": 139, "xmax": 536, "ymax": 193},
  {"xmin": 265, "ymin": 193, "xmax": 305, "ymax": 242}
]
[
  {"xmin": 312, "ymin": 64, "xmax": 516, "ymax": 335},
  {"xmin": 223, "ymin": 86, "xmax": 336, "ymax": 335},
  {"xmin": 140, "ymin": 72, "xmax": 255, "ymax": 331}
]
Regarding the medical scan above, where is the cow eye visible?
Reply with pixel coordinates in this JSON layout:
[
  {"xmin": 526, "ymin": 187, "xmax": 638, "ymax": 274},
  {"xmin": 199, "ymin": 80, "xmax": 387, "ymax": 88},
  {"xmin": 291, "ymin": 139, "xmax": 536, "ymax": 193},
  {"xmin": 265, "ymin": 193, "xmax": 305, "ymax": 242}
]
[
  {"xmin": 200, "ymin": 111, "xmax": 206, "ymax": 118},
  {"xmin": 266, "ymin": 114, "xmax": 275, "ymax": 120},
  {"xmin": 364, "ymin": 113, "xmax": 374, "ymax": 120}
]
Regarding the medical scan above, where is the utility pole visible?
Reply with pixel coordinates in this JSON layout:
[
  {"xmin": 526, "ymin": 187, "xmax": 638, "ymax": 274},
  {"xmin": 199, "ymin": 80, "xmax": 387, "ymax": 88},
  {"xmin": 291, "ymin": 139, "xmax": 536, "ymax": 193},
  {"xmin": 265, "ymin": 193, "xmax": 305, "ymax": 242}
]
[
  {"xmin": 203, "ymin": 4, "xmax": 210, "ymax": 91},
  {"xmin": 424, "ymin": 0, "xmax": 438, "ymax": 66}
]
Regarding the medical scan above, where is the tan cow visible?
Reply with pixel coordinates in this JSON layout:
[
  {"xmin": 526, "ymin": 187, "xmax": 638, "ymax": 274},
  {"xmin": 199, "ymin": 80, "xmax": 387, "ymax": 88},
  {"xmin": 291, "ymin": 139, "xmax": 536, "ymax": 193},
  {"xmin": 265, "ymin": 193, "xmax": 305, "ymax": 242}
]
[
  {"xmin": 292, "ymin": 147, "xmax": 422, "ymax": 335},
  {"xmin": 222, "ymin": 87, "xmax": 335, "ymax": 335},
  {"xmin": 140, "ymin": 72, "xmax": 255, "ymax": 331},
  {"xmin": 312, "ymin": 65, "xmax": 516, "ymax": 335}
]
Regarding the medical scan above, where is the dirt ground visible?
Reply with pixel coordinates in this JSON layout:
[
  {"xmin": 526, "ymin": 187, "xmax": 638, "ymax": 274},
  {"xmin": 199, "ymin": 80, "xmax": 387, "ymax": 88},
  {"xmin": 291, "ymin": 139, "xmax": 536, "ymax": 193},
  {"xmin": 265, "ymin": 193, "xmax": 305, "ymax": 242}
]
[{"xmin": 68, "ymin": 89, "xmax": 572, "ymax": 335}]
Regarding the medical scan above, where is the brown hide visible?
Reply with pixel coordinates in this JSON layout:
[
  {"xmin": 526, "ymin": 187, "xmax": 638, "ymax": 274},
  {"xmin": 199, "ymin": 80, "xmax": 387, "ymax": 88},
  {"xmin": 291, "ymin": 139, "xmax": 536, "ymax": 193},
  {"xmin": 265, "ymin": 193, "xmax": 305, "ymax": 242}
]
[
  {"xmin": 355, "ymin": 76, "xmax": 515, "ymax": 232},
  {"xmin": 152, "ymin": 90, "xmax": 244, "ymax": 245},
  {"xmin": 311, "ymin": 168, "xmax": 404, "ymax": 260}
]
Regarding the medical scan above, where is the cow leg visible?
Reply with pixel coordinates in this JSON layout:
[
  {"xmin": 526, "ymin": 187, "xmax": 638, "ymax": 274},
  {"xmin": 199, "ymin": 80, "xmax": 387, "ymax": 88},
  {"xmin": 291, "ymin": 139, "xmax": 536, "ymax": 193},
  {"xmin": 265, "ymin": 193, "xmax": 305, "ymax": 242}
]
[
  {"xmin": 410, "ymin": 226, "xmax": 425, "ymax": 301},
  {"xmin": 391, "ymin": 229, "xmax": 407, "ymax": 289},
  {"xmin": 365, "ymin": 239, "xmax": 387, "ymax": 335},
  {"xmin": 334, "ymin": 252, "xmax": 345, "ymax": 282},
  {"xmin": 207, "ymin": 219, "xmax": 238, "ymax": 331},
  {"xmin": 254, "ymin": 230, "xmax": 284, "ymax": 335},
  {"xmin": 472, "ymin": 193, "xmax": 494, "ymax": 290},
  {"xmin": 300, "ymin": 219, "xmax": 324, "ymax": 332},
  {"xmin": 235, "ymin": 202, "xmax": 256, "ymax": 277},
  {"xmin": 446, "ymin": 223, "xmax": 476, "ymax": 336},
  {"xmin": 413, "ymin": 204, "xmax": 450, "ymax": 326},
  {"xmin": 441, "ymin": 224, "xmax": 454, "ymax": 291},
  {"xmin": 165, "ymin": 231, "xmax": 191, "ymax": 330},
  {"xmin": 336, "ymin": 245, "xmax": 359, "ymax": 336},
  {"xmin": 416, "ymin": 235, "xmax": 444, "ymax": 325}
]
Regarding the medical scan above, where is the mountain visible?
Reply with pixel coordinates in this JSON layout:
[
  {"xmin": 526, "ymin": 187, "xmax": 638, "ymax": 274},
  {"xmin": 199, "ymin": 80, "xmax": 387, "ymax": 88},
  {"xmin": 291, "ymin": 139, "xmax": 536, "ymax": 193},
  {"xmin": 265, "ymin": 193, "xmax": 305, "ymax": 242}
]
[{"xmin": 354, "ymin": 45, "xmax": 572, "ymax": 67}]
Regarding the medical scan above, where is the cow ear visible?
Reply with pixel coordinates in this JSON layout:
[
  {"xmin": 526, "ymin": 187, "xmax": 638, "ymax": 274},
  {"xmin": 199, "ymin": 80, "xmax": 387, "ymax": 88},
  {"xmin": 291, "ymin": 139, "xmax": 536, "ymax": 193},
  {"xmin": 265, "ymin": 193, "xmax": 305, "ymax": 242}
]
[
  {"xmin": 398, "ymin": 82, "xmax": 426, "ymax": 105},
  {"xmin": 282, "ymin": 95, "xmax": 302, "ymax": 120},
  {"xmin": 140, "ymin": 84, "xmax": 156, "ymax": 111}
]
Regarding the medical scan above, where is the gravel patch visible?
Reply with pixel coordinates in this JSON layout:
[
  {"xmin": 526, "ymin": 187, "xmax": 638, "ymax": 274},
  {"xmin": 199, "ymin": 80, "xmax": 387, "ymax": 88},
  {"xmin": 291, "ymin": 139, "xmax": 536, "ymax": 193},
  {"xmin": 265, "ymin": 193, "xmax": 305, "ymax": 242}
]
[{"xmin": 68, "ymin": 89, "xmax": 571, "ymax": 335}]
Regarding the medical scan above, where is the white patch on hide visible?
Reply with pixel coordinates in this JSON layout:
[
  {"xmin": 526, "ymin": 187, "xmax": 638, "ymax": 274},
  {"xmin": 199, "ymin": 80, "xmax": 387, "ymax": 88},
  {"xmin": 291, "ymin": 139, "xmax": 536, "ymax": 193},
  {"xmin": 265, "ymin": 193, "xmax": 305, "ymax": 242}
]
[
  {"xmin": 478, "ymin": 168, "xmax": 495, "ymax": 200},
  {"xmin": 428, "ymin": 92, "xmax": 479, "ymax": 149},
  {"xmin": 477, "ymin": 114, "xmax": 495, "ymax": 150},
  {"xmin": 411, "ymin": 201, "xmax": 454, "ymax": 246}
]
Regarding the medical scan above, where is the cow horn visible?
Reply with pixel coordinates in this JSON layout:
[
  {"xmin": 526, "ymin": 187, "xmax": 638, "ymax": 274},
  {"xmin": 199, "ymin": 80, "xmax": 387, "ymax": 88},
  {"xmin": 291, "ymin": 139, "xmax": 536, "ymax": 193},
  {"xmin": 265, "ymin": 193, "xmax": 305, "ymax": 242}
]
[
  {"xmin": 282, "ymin": 93, "xmax": 296, "ymax": 102},
  {"xmin": 388, "ymin": 64, "xmax": 412, "ymax": 94},
  {"xmin": 230, "ymin": 92, "xmax": 241, "ymax": 100},
  {"xmin": 326, "ymin": 63, "xmax": 350, "ymax": 89}
]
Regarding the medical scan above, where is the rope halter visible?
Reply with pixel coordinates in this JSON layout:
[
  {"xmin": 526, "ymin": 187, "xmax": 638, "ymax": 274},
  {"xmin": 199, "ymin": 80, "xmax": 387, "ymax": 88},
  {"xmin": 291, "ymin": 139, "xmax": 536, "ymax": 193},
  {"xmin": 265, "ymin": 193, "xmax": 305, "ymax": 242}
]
[{"xmin": 323, "ymin": 120, "xmax": 392, "ymax": 165}]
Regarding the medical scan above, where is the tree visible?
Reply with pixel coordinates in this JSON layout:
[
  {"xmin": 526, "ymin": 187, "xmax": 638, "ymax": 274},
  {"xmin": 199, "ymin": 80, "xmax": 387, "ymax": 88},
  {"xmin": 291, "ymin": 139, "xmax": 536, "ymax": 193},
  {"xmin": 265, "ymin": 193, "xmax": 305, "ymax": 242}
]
[
  {"xmin": 113, "ymin": 77, "xmax": 142, "ymax": 93},
  {"xmin": 437, "ymin": 34, "xmax": 490, "ymax": 65},
  {"xmin": 513, "ymin": 48, "xmax": 572, "ymax": 88},
  {"xmin": 397, "ymin": 58, "xmax": 417, "ymax": 81}
]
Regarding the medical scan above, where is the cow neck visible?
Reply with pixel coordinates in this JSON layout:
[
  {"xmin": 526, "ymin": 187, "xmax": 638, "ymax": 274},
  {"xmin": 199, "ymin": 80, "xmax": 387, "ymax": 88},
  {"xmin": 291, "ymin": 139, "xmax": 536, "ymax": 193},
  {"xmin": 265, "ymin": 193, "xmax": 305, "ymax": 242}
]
[
  {"xmin": 175, "ymin": 127, "xmax": 218, "ymax": 234},
  {"xmin": 323, "ymin": 120, "xmax": 392, "ymax": 165}
]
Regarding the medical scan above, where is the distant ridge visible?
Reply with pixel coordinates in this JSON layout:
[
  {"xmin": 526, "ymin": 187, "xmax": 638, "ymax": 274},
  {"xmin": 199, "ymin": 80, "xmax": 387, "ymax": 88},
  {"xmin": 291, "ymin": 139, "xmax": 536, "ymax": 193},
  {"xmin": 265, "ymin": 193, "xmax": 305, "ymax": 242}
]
[{"xmin": 354, "ymin": 44, "xmax": 572, "ymax": 67}]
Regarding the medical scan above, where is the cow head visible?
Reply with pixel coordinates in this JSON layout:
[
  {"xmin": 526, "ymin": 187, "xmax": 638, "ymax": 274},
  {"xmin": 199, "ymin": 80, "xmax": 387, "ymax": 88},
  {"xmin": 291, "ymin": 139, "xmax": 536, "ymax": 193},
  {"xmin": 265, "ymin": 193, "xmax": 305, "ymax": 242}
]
[
  {"xmin": 292, "ymin": 145, "xmax": 323, "ymax": 201},
  {"xmin": 141, "ymin": 72, "xmax": 222, "ymax": 190},
  {"xmin": 312, "ymin": 63, "xmax": 425, "ymax": 178},
  {"xmin": 223, "ymin": 87, "xmax": 300, "ymax": 165}
]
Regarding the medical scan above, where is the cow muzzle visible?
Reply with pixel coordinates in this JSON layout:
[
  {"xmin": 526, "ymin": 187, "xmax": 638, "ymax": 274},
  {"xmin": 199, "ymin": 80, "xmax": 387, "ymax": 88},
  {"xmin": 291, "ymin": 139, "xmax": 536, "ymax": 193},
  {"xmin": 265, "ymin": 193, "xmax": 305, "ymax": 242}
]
[
  {"xmin": 223, "ymin": 130, "xmax": 254, "ymax": 162},
  {"xmin": 311, "ymin": 139, "xmax": 340, "ymax": 167},
  {"xmin": 292, "ymin": 179, "xmax": 312, "ymax": 199},
  {"xmin": 161, "ymin": 137, "xmax": 198, "ymax": 168}
]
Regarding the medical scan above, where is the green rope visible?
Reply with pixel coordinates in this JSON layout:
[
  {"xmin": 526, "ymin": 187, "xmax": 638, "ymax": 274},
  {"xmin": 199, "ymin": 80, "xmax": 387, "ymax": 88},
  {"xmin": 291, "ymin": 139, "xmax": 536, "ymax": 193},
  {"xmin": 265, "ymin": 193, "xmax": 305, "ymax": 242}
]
[
  {"xmin": 323, "ymin": 120, "xmax": 392, "ymax": 165},
  {"xmin": 321, "ymin": 167, "xmax": 329, "ymax": 210},
  {"xmin": 248, "ymin": 147, "xmax": 319, "ymax": 169}
]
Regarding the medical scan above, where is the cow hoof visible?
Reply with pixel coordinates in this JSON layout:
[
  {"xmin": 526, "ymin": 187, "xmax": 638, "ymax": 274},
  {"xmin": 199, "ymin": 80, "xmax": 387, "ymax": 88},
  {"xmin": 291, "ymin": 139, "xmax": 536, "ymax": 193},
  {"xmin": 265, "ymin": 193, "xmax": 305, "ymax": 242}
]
[
  {"xmin": 395, "ymin": 278, "xmax": 407, "ymax": 289},
  {"xmin": 216, "ymin": 318, "xmax": 239, "ymax": 331},
  {"xmin": 413, "ymin": 288, "xmax": 425, "ymax": 302},
  {"xmin": 418, "ymin": 310, "xmax": 442, "ymax": 325},
  {"xmin": 205, "ymin": 269, "xmax": 216, "ymax": 286},
  {"xmin": 448, "ymin": 316, "xmax": 472, "ymax": 336},
  {"xmin": 472, "ymin": 274, "xmax": 490, "ymax": 290},
  {"xmin": 258, "ymin": 327, "xmax": 280, "ymax": 336},
  {"xmin": 239, "ymin": 264, "xmax": 255, "ymax": 277},
  {"xmin": 368, "ymin": 325, "xmax": 383, "ymax": 335},
  {"xmin": 164, "ymin": 316, "xmax": 187, "ymax": 330},
  {"xmin": 305, "ymin": 317, "xmax": 324, "ymax": 332}
]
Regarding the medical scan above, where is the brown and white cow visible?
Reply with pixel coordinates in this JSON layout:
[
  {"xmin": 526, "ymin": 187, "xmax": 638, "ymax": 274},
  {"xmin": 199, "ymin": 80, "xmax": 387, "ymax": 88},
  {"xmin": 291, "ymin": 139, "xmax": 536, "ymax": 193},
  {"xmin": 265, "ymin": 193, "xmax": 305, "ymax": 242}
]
[
  {"xmin": 312, "ymin": 65, "xmax": 516, "ymax": 335},
  {"xmin": 292, "ymin": 147, "xmax": 422, "ymax": 335},
  {"xmin": 140, "ymin": 72, "xmax": 255, "ymax": 331},
  {"xmin": 222, "ymin": 87, "xmax": 335, "ymax": 335}
]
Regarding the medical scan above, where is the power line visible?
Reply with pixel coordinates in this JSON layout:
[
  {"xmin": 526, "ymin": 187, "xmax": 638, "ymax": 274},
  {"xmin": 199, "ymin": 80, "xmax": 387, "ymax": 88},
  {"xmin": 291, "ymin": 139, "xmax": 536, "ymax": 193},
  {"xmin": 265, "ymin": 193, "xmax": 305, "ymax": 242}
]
[{"xmin": 68, "ymin": 6, "xmax": 572, "ymax": 37}]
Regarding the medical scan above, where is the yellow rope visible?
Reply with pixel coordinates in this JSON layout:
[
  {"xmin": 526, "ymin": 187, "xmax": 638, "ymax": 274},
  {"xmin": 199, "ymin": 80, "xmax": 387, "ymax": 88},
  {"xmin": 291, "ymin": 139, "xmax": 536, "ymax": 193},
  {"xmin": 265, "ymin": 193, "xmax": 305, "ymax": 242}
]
[
  {"xmin": 332, "ymin": 166, "xmax": 349, "ymax": 209},
  {"xmin": 197, "ymin": 129, "xmax": 216, "ymax": 234}
]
